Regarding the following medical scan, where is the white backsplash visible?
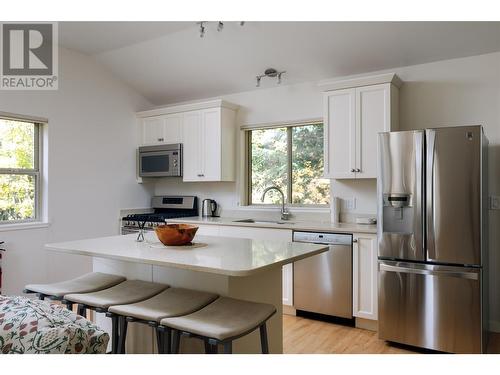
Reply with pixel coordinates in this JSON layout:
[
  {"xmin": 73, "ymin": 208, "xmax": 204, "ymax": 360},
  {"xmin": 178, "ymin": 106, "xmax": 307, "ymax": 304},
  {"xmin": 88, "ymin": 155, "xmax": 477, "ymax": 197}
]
[{"xmin": 150, "ymin": 175, "xmax": 377, "ymax": 224}]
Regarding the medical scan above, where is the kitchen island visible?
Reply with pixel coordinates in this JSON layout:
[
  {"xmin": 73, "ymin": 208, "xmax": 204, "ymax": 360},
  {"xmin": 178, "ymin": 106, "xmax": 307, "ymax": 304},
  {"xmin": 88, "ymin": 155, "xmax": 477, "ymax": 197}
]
[{"xmin": 45, "ymin": 232, "xmax": 328, "ymax": 354}]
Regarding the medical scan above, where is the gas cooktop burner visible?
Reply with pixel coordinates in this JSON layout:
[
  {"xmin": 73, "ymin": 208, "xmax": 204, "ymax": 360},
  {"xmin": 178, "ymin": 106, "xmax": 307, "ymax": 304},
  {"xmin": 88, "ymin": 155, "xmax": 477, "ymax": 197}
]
[
  {"xmin": 121, "ymin": 195, "xmax": 199, "ymax": 235},
  {"xmin": 123, "ymin": 212, "xmax": 196, "ymax": 223}
]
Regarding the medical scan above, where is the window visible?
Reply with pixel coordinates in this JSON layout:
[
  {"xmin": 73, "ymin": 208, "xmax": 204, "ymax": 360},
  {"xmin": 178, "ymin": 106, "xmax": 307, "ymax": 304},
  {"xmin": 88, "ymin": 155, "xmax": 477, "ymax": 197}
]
[
  {"xmin": 0, "ymin": 116, "xmax": 42, "ymax": 223},
  {"xmin": 247, "ymin": 121, "xmax": 330, "ymax": 206}
]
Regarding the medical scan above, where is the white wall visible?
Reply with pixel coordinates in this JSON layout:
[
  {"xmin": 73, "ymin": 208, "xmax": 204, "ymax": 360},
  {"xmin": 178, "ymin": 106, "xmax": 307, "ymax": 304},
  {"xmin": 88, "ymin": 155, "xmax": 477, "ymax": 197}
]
[
  {"xmin": 0, "ymin": 47, "xmax": 154, "ymax": 295},
  {"xmin": 153, "ymin": 52, "xmax": 500, "ymax": 328}
]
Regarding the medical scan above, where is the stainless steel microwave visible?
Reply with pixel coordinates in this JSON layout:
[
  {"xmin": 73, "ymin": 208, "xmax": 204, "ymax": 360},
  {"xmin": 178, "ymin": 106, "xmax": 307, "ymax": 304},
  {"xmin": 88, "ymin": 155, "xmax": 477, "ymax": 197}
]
[{"xmin": 138, "ymin": 144, "xmax": 182, "ymax": 177}]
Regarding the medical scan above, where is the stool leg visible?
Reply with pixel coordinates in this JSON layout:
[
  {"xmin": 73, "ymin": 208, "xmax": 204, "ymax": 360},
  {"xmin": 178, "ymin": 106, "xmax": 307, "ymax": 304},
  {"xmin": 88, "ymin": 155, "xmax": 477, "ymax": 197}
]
[
  {"xmin": 204, "ymin": 339, "xmax": 211, "ymax": 354},
  {"xmin": 155, "ymin": 328, "xmax": 164, "ymax": 354},
  {"xmin": 259, "ymin": 323, "xmax": 269, "ymax": 354},
  {"xmin": 118, "ymin": 317, "xmax": 128, "ymax": 354},
  {"xmin": 37, "ymin": 293, "xmax": 46, "ymax": 301},
  {"xmin": 164, "ymin": 328, "xmax": 172, "ymax": 354},
  {"xmin": 172, "ymin": 330, "xmax": 181, "ymax": 354},
  {"xmin": 223, "ymin": 341, "xmax": 232, "ymax": 354},
  {"xmin": 210, "ymin": 342, "xmax": 218, "ymax": 354},
  {"xmin": 65, "ymin": 301, "xmax": 73, "ymax": 311},
  {"xmin": 77, "ymin": 304, "xmax": 86, "ymax": 317},
  {"xmin": 111, "ymin": 315, "xmax": 119, "ymax": 354}
]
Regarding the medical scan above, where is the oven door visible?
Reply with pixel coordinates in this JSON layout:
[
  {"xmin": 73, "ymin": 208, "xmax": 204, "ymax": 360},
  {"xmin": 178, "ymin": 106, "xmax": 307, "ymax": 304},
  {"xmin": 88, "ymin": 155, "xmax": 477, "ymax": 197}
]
[{"xmin": 139, "ymin": 150, "xmax": 180, "ymax": 177}]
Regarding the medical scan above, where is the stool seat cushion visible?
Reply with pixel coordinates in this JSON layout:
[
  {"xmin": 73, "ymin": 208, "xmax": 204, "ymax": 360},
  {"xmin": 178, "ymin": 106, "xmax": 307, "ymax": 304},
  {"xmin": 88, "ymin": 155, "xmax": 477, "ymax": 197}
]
[
  {"xmin": 64, "ymin": 280, "xmax": 168, "ymax": 309},
  {"xmin": 160, "ymin": 297, "xmax": 276, "ymax": 341},
  {"xmin": 108, "ymin": 288, "xmax": 218, "ymax": 322},
  {"xmin": 25, "ymin": 272, "xmax": 126, "ymax": 298},
  {"xmin": 0, "ymin": 295, "xmax": 109, "ymax": 354}
]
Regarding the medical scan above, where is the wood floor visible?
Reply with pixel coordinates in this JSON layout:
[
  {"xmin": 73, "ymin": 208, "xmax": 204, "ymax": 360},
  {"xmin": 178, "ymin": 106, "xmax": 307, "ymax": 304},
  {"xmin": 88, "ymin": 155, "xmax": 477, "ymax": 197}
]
[{"xmin": 283, "ymin": 314, "xmax": 500, "ymax": 354}]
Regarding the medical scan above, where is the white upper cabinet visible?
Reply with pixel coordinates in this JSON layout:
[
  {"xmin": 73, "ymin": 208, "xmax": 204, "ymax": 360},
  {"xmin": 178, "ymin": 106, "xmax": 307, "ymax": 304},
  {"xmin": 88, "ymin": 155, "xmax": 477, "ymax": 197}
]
[
  {"xmin": 163, "ymin": 114, "xmax": 182, "ymax": 144},
  {"xmin": 142, "ymin": 117, "xmax": 165, "ymax": 145},
  {"xmin": 199, "ymin": 108, "xmax": 222, "ymax": 181},
  {"xmin": 137, "ymin": 100, "xmax": 238, "ymax": 182},
  {"xmin": 141, "ymin": 113, "xmax": 182, "ymax": 145},
  {"xmin": 182, "ymin": 111, "xmax": 203, "ymax": 181},
  {"xmin": 321, "ymin": 73, "xmax": 401, "ymax": 179},
  {"xmin": 323, "ymin": 88, "xmax": 356, "ymax": 179},
  {"xmin": 182, "ymin": 107, "xmax": 236, "ymax": 182}
]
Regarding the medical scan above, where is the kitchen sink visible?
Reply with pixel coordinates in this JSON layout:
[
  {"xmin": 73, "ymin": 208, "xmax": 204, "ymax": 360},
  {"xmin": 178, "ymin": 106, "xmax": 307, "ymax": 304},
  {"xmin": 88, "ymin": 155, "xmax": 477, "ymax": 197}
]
[{"xmin": 233, "ymin": 219, "xmax": 294, "ymax": 225}]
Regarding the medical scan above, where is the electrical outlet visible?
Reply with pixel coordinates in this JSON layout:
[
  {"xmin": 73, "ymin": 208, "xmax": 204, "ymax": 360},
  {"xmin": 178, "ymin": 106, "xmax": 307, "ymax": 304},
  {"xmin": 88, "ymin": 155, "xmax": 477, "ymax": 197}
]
[
  {"xmin": 490, "ymin": 196, "xmax": 500, "ymax": 210},
  {"xmin": 343, "ymin": 198, "xmax": 356, "ymax": 211}
]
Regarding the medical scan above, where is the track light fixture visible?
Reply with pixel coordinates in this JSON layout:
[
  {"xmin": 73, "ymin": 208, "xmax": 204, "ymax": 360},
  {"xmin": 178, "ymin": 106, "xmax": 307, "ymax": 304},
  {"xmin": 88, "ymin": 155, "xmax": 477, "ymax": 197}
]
[
  {"xmin": 197, "ymin": 22, "xmax": 206, "ymax": 38},
  {"xmin": 256, "ymin": 68, "xmax": 286, "ymax": 87},
  {"xmin": 196, "ymin": 21, "xmax": 244, "ymax": 37}
]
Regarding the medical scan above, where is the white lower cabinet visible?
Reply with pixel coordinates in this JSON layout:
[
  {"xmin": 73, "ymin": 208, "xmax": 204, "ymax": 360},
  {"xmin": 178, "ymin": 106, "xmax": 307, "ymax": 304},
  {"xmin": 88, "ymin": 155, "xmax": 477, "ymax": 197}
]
[
  {"xmin": 218, "ymin": 226, "xmax": 294, "ymax": 306},
  {"xmin": 352, "ymin": 232, "xmax": 378, "ymax": 320}
]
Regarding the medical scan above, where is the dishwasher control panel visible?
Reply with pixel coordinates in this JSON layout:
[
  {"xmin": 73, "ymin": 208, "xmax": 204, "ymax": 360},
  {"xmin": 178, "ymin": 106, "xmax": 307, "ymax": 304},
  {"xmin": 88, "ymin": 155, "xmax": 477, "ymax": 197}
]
[{"xmin": 292, "ymin": 231, "xmax": 352, "ymax": 245}]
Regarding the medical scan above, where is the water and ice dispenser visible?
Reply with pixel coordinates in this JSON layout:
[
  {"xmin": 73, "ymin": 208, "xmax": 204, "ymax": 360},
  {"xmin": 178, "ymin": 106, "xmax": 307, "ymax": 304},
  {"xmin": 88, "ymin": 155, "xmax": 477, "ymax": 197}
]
[{"xmin": 381, "ymin": 193, "xmax": 414, "ymax": 234}]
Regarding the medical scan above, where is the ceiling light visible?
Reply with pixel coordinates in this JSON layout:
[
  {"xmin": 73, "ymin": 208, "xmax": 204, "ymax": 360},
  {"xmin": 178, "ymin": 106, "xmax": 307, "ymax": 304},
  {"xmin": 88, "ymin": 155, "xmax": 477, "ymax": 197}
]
[
  {"xmin": 256, "ymin": 68, "xmax": 286, "ymax": 87},
  {"xmin": 197, "ymin": 22, "xmax": 206, "ymax": 38},
  {"xmin": 195, "ymin": 21, "xmax": 244, "ymax": 38}
]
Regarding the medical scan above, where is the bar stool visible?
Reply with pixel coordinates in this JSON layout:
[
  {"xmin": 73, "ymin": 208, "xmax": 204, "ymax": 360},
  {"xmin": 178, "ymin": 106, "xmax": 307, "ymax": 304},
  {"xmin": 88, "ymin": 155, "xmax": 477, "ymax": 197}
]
[
  {"xmin": 108, "ymin": 288, "xmax": 218, "ymax": 354},
  {"xmin": 64, "ymin": 280, "xmax": 168, "ymax": 353},
  {"xmin": 160, "ymin": 297, "xmax": 277, "ymax": 354},
  {"xmin": 24, "ymin": 272, "xmax": 126, "ymax": 310}
]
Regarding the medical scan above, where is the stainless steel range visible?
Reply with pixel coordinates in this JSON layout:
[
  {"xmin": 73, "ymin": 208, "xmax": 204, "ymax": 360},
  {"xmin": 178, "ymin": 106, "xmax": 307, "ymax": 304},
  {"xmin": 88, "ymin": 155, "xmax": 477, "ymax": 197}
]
[{"xmin": 121, "ymin": 195, "xmax": 198, "ymax": 235}]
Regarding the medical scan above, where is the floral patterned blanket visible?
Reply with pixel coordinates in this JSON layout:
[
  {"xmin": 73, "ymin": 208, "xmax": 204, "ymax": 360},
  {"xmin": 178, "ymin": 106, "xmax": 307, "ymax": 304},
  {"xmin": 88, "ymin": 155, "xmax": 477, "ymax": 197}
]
[{"xmin": 0, "ymin": 295, "xmax": 109, "ymax": 354}]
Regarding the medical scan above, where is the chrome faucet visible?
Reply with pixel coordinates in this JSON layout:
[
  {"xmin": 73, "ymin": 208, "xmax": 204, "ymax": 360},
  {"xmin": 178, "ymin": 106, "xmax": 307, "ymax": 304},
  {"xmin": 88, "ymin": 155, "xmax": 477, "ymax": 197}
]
[{"xmin": 261, "ymin": 186, "xmax": 291, "ymax": 221}]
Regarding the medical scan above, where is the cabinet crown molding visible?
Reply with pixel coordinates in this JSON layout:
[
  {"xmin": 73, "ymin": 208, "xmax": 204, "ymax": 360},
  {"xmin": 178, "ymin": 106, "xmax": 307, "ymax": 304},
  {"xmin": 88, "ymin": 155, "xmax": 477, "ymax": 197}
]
[
  {"xmin": 318, "ymin": 73, "xmax": 402, "ymax": 92},
  {"xmin": 137, "ymin": 99, "xmax": 239, "ymax": 118}
]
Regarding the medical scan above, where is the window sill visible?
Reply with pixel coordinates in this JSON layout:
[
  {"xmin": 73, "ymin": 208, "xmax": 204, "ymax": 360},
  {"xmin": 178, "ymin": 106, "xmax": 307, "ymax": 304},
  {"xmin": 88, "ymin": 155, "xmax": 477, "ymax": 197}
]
[
  {"xmin": 0, "ymin": 221, "xmax": 50, "ymax": 232},
  {"xmin": 237, "ymin": 205, "xmax": 331, "ymax": 213}
]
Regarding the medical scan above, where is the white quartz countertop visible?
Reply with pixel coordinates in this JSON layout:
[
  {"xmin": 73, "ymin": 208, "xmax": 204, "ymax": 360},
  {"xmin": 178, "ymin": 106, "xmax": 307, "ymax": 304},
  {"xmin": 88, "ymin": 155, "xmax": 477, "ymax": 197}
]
[
  {"xmin": 45, "ymin": 233, "xmax": 328, "ymax": 277},
  {"xmin": 165, "ymin": 216, "xmax": 377, "ymax": 234}
]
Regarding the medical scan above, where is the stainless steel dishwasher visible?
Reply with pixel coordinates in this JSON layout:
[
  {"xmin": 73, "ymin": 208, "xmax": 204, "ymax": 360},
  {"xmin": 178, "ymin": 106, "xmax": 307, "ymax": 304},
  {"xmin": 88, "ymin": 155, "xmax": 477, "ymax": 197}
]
[{"xmin": 293, "ymin": 231, "xmax": 353, "ymax": 319}]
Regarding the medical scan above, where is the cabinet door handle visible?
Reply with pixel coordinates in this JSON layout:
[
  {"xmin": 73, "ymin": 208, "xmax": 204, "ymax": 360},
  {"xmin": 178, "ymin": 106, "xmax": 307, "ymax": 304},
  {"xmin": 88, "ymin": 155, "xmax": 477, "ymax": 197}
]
[
  {"xmin": 157, "ymin": 137, "xmax": 164, "ymax": 142},
  {"xmin": 356, "ymin": 168, "xmax": 361, "ymax": 172},
  {"xmin": 351, "ymin": 168, "xmax": 355, "ymax": 173},
  {"xmin": 353, "ymin": 239, "xmax": 358, "ymax": 243},
  {"xmin": 197, "ymin": 174, "xmax": 205, "ymax": 177}
]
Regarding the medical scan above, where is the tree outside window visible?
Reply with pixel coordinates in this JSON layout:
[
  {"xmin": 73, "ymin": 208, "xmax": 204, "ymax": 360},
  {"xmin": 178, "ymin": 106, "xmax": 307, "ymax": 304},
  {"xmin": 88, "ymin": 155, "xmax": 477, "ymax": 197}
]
[
  {"xmin": 248, "ymin": 122, "xmax": 330, "ymax": 206},
  {"xmin": 0, "ymin": 118, "xmax": 40, "ymax": 222}
]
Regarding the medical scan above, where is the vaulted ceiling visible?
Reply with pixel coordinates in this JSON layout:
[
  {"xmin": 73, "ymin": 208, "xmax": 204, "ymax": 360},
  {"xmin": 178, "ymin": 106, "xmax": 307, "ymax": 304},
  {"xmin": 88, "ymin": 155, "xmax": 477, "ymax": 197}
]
[{"xmin": 59, "ymin": 21, "xmax": 500, "ymax": 105}]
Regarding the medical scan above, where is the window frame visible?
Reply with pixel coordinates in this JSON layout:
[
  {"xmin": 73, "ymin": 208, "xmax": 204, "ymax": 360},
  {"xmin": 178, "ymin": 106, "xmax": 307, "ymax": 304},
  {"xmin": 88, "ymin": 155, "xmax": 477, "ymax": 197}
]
[
  {"xmin": 244, "ymin": 119, "xmax": 329, "ymax": 208},
  {"xmin": 0, "ymin": 114, "xmax": 43, "ymax": 224}
]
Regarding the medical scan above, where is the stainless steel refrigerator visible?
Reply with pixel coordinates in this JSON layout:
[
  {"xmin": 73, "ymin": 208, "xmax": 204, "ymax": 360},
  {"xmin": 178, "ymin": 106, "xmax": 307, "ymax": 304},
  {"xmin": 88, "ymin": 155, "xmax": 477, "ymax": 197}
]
[{"xmin": 377, "ymin": 126, "xmax": 488, "ymax": 353}]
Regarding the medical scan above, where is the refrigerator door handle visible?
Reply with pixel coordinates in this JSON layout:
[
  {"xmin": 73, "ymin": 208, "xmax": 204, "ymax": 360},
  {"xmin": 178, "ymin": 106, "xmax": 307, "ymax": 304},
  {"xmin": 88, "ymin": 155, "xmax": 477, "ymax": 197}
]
[
  {"xmin": 426, "ymin": 129, "xmax": 436, "ymax": 260},
  {"xmin": 414, "ymin": 131, "xmax": 424, "ymax": 258},
  {"xmin": 379, "ymin": 263, "xmax": 479, "ymax": 280}
]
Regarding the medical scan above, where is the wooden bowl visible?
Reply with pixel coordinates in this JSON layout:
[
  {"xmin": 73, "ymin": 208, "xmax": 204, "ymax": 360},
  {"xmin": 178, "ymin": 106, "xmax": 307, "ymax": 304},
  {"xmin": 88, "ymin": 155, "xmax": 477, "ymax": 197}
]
[{"xmin": 154, "ymin": 224, "xmax": 199, "ymax": 246}]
